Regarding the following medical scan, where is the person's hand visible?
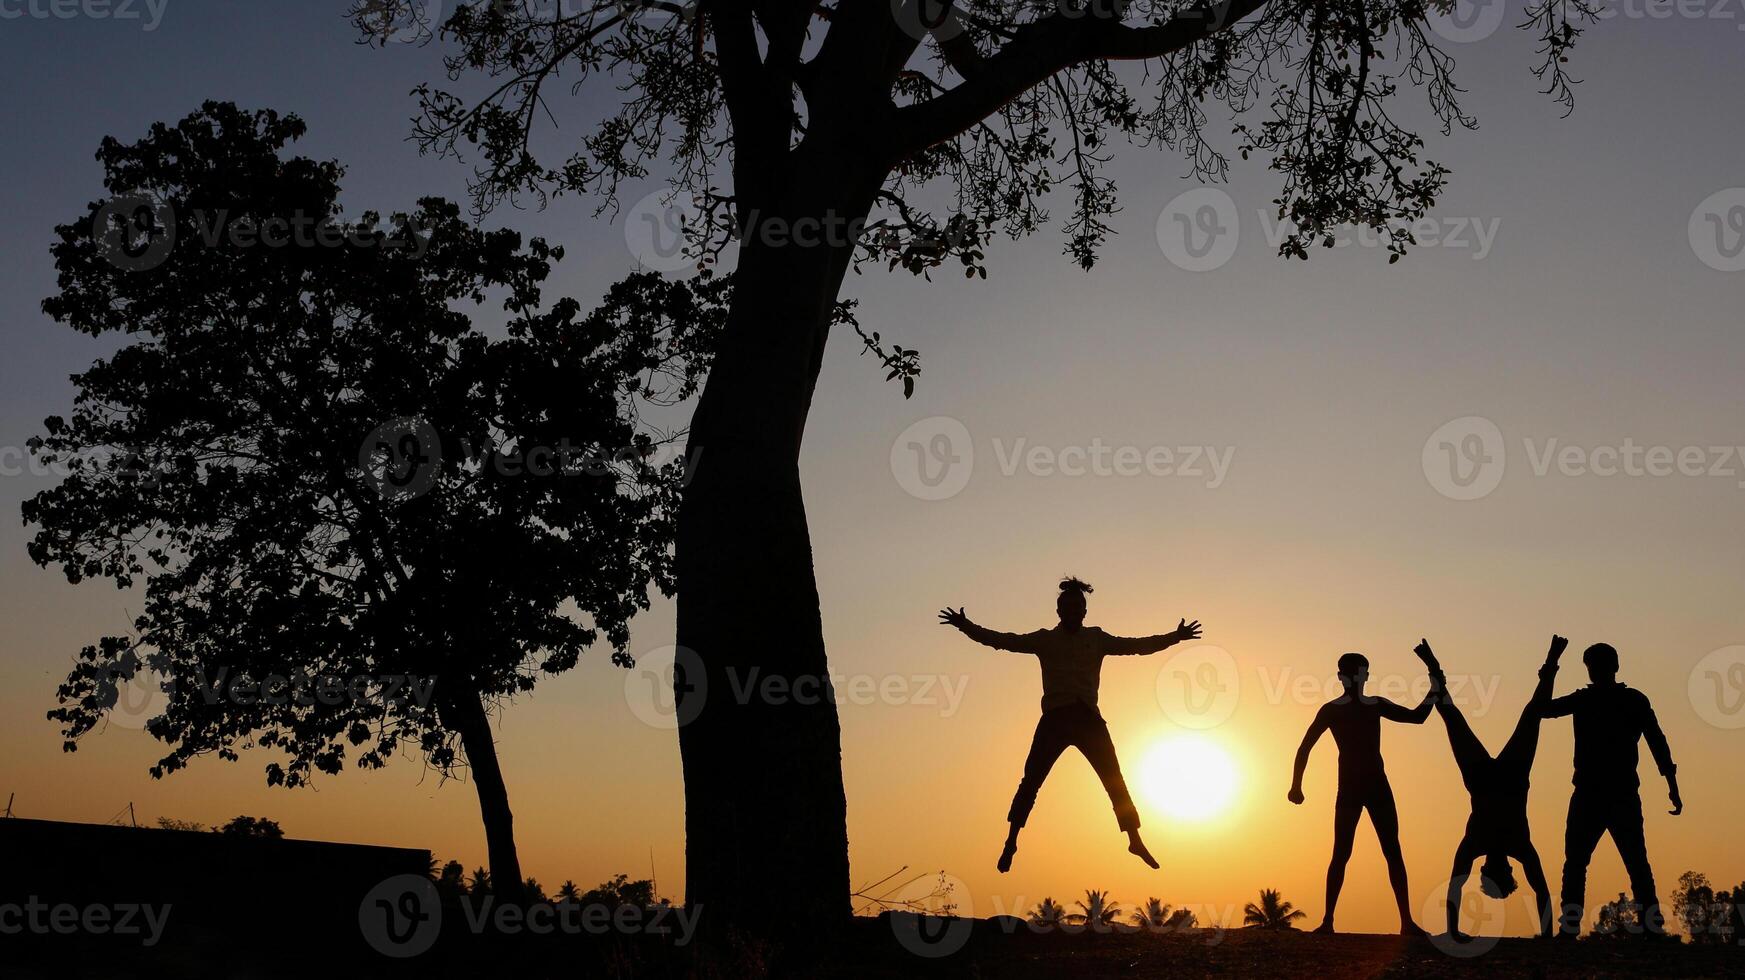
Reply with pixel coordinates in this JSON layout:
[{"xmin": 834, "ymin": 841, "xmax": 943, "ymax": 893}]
[
  {"xmin": 1288, "ymin": 786, "xmax": 1305, "ymax": 805},
  {"xmin": 1175, "ymin": 619, "xmax": 1203, "ymax": 642},
  {"xmin": 1413, "ymin": 638, "xmax": 1435, "ymax": 662},
  {"xmin": 1548, "ymin": 634, "xmax": 1569, "ymax": 664},
  {"xmin": 938, "ymin": 607, "xmax": 970, "ymax": 630},
  {"xmin": 1669, "ymin": 781, "xmax": 1684, "ymax": 816}
]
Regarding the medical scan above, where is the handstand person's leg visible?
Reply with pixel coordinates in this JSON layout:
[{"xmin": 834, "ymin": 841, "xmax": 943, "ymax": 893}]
[
  {"xmin": 1437, "ymin": 700, "xmax": 1493, "ymax": 791},
  {"xmin": 1370, "ymin": 783, "xmax": 1426, "ymax": 936},
  {"xmin": 1446, "ymin": 835, "xmax": 1483, "ymax": 940},
  {"xmin": 1075, "ymin": 712, "xmax": 1155, "ymax": 869},
  {"xmin": 1003, "ymin": 712, "xmax": 1071, "ymax": 872},
  {"xmin": 1320, "ymin": 797, "xmax": 1362, "ymax": 932},
  {"xmin": 1516, "ymin": 841, "xmax": 1556, "ymax": 938}
]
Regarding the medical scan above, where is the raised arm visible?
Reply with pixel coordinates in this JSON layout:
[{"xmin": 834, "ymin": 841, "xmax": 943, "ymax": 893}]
[
  {"xmin": 1528, "ymin": 635, "xmax": 1569, "ymax": 710},
  {"xmin": 1100, "ymin": 618, "xmax": 1202, "ymax": 656},
  {"xmin": 937, "ymin": 607, "xmax": 1043, "ymax": 653},
  {"xmin": 1289, "ymin": 705, "xmax": 1332, "ymax": 804}
]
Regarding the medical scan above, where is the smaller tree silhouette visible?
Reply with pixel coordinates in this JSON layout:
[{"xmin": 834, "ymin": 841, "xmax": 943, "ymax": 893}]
[
  {"xmin": 1069, "ymin": 889, "xmax": 1123, "ymax": 934},
  {"xmin": 433, "ymin": 860, "xmax": 466, "ymax": 898},
  {"xmin": 1590, "ymin": 893, "xmax": 1642, "ymax": 940},
  {"xmin": 1243, "ymin": 889, "xmax": 1306, "ymax": 930},
  {"xmin": 1029, "ymin": 897, "xmax": 1067, "ymax": 929},
  {"xmin": 1132, "ymin": 898, "xmax": 1174, "ymax": 932},
  {"xmin": 216, "ymin": 815, "xmax": 283, "ymax": 838},
  {"xmin": 1675, "ymin": 871, "xmax": 1717, "ymax": 943}
]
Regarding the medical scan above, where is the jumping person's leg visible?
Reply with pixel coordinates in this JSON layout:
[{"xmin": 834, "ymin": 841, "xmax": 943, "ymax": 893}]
[
  {"xmin": 1319, "ymin": 796, "xmax": 1363, "ymax": 932},
  {"xmin": 1072, "ymin": 711, "xmax": 1155, "ymax": 868},
  {"xmin": 1002, "ymin": 711, "xmax": 1073, "ymax": 872},
  {"xmin": 1445, "ymin": 834, "xmax": 1484, "ymax": 940},
  {"xmin": 1369, "ymin": 783, "xmax": 1425, "ymax": 936}
]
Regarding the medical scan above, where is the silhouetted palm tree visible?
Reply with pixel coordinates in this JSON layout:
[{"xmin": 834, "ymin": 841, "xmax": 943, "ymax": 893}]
[
  {"xmin": 556, "ymin": 880, "xmax": 582, "ymax": 905},
  {"xmin": 1030, "ymin": 897, "xmax": 1067, "ymax": 927},
  {"xmin": 1133, "ymin": 897, "xmax": 1174, "ymax": 931},
  {"xmin": 1069, "ymin": 889, "xmax": 1123, "ymax": 933},
  {"xmin": 1243, "ymin": 889, "xmax": 1306, "ymax": 930}
]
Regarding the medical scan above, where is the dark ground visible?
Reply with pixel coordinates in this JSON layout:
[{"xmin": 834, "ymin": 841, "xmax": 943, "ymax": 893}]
[{"xmin": 821, "ymin": 915, "xmax": 1745, "ymax": 980}]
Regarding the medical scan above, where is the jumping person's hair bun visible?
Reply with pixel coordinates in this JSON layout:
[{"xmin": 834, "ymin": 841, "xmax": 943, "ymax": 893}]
[{"xmin": 1058, "ymin": 577, "xmax": 1094, "ymax": 595}]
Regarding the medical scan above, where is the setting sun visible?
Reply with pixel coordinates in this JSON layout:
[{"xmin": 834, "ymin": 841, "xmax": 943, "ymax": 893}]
[{"xmin": 1139, "ymin": 735, "xmax": 1240, "ymax": 822}]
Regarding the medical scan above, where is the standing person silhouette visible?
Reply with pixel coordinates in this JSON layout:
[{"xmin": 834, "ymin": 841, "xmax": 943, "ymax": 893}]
[
  {"xmin": 1414, "ymin": 636, "xmax": 1564, "ymax": 940},
  {"xmin": 1536, "ymin": 642, "xmax": 1682, "ymax": 938},
  {"xmin": 939, "ymin": 577, "xmax": 1201, "ymax": 873},
  {"xmin": 1288, "ymin": 652, "xmax": 1435, "ymax": 936}
]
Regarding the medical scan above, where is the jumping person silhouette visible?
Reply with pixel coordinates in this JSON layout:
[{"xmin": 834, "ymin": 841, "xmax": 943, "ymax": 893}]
[
  {"xmin": 1289, "ymin": 652, "xmax": 1436, "ymax": 936},
  {"xmin": 1535, "ymin": 642, "xmax": 1682, "ymax": 938},
  {"xmin": 1414, "ymin": 636, "xmax": 1563, "ymax": 940},
  {"xmin": 939, "ymin": 577, "xmax": 1201, "ymax": 874}
]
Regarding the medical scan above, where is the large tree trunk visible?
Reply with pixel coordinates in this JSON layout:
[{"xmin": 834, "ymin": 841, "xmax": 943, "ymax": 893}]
[
  {"xmin": 442, "ymin": 685, "xmax": 524, "ymax": 899},
  {"xmin": 674, "ymin": 172, "xmax": 879, "ymax": 938}
]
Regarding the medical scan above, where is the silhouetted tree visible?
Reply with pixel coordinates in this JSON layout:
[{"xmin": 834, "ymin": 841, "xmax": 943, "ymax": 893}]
[
  {"xmin": 469, "ymin": 867, "xmax": 494, "ymax": 896},
  {"xmin": 435, "ymin": 860, "xmax": 468, "ymax": 898},
  {"xmin": 1243, "ymin": 889, "xmax": 1305, "ymax": 930},
  {"xmin": 29, "ymin": 103, "xmax": 718, "ymax": 899},
  {"xmin": 1132, "ymin": 897, "xmax": 1173, "ymax": 931},
  {"xmin": 555, "ymin": 880, "xmax": 582, "ymax": 905},
  {"xmin": 1069, "ymin": 889, "xmax": 1122, "ymax": 933},
  {"xmin": 217, "ymin": 815, "xmax": 284, "ymax": 838},
  {"xmin": 155, "ymin": 817, "xmax": 206, "ymax": 832},
  {"xmin": 1592, "ymin": 892, "xmax": 1643, "ymax": 940},
  {"xmin": 1675, "ymin": 871, "xmax": 1717, "ymax": 944},
  {"xmin": 579, "ymin": 873, "xmax": 660, "ymax": 910},
  {"xmin": 355, "ymin": 0, "xmax": 1619, "ymax": 932},
  {"xmin": 1030, "ymin": 896, "xmax": 1067, "ymax": 928}
]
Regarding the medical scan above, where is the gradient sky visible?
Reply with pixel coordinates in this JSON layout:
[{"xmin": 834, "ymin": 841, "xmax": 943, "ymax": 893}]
[{"xmin": 3, "ymin": 1, "xmax": 1743, "ymax": 939}]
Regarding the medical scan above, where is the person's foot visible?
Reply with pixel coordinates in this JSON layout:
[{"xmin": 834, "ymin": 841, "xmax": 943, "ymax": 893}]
[
  {"xmin": 1400, "ymin": 921, "xmax": 1429, "ymax": 938},
  {"xmin": 1312, "ymin": 920, "xmax": 1335, "ymax": 935},
  {"xmin": 997, "ymin": 840, "xmax": 1017, "ymax": 873},
  {"xmin": 1446, "ymin": 929, "xmax": 1473, "ymax": 944},
  {"xmin": 1126, "ymin": 834, "xmax": 1160, "ymax": 870}
]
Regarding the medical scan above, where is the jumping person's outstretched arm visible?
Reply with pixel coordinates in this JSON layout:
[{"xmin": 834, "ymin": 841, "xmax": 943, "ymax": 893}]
[
  {"xmin": 1100, "ymin": 619, "xmax": 1202, "ymax": 656},
  {"xmin": 1288, "ymin": 704, "xmax": 1332, "ymax": 804},
  {"xmin": 938, "ymin": 607, "xmax": 1045, "ymax": 653}
]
